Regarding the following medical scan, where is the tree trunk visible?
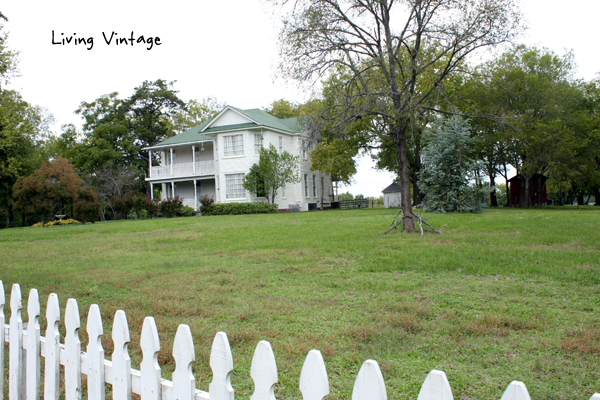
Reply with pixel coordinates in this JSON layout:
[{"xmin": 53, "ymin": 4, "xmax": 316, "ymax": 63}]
[
  {"xmin": 594, "ymin": 187, "xmax": 600, "ymax": 206},
  {"xmin": 519, "ymin": 175, "xmax": 530, "ymax": 208},
  {"xmin": 393, "ymin": 124, "xmax": 415, "ymax": 233},
  {"xmin": 577, "ymin": 191, "xmax": 584, "ymax": 206},
  {"xmin": 489, "ymin": 174, "xmax": 498, "ymax": 207}
]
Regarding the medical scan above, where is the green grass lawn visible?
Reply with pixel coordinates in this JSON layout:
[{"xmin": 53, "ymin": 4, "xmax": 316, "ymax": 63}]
[{"xmin": 1, "ymin": 207, "xmax": 599, "ymax": 400}]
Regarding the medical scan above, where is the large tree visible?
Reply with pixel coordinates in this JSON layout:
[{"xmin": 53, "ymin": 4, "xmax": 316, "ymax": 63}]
[{"xmin": 275, "ymin": 0, "xmax": 522, "ymax": 232}]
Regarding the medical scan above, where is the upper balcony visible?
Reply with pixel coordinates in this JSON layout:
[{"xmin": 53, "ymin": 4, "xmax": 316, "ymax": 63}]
[{"xmin": 150, "ymin": 160, "xmax": 215, "ymax": 180}]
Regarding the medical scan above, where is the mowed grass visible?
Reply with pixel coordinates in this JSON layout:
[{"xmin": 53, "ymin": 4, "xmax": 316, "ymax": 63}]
[{"xmin": 1, "ymin": 207, "xmax": 599, "ymax": 400}]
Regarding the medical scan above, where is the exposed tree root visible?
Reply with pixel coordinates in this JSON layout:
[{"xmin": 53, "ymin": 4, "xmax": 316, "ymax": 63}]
[{"xmin": 384, "ymin": 208, "xmax": 442, "ymax": 236}]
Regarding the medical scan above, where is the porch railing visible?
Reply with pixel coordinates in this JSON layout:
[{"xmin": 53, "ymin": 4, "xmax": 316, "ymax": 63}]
[{"xmin": 151, "ymin": 161, "xmax": 215, "ymax": 178}]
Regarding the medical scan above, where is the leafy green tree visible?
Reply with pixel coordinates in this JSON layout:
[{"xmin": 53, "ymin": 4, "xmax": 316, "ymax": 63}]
[
  {"xmin": 418, "ymin": 117, "xmax": 487, "ymax": 213},
  {"xmin": 170, "ymin": 96, "xmax": 224, "ymax": 133},
  {"xmin": 243, "ymin": 144, "xmax": 301, "ymax": 204},
  {"xmin": 274, "ymin": 0, "xmax": 521, "ymax": 231}
]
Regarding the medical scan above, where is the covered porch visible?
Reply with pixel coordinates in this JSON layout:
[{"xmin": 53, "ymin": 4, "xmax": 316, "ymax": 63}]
[{"xmin": 149, "ymin": 177, "xmax": 216, "ymax": 211}]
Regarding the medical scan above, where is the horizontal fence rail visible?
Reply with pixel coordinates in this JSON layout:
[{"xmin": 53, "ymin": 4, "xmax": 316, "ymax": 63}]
[{"xmin": 1, "ymin": 281, "xmax": 598, "ymax": 400}]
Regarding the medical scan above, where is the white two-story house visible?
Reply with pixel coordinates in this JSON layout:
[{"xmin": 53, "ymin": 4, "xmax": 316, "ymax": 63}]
[{"xmin": 143, "ymin": 106, "xmax": 333, "ymax": 211}]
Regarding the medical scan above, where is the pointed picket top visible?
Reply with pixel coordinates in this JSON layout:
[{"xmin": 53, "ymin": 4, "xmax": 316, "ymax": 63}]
[
  {"xmin": 0, "ymin": 280, "xmax": 4, "ymax": 310},
  {"xmin": 45, "ymin": 293, "xmax": 61, "ymax": 400},
  {"xmin": 352, "ymin": 360, "xmax": 387, "ymax": 400},
  {"xmin": 140, "ymin": 317, "xmax": 161, "ymax": 400},
  {"xmin": 417, "ymin": 370, "xmax": 453, "ymax": 400},
  {"xmin": 173, "ymin": 324, "xmax": 196, "ymax": 400},
  {"xmin": 64, "ymin": 299, "xmax": 82, "ymax": 400},
  {"xmin": 0, "ymin": 281, "xmax": 4, "ymax": 398},
  {"xmin": 26, "ymin": 289, "xmax": 41, "ymax": 400},
  {"xmin": 590, "ymin": 394, "xmax": 600, "ymax": 400},
  {"xmin": 209, "ymin": 332, "xmax": 234, "ymax": 400},
  {"xmin": 112, "ymin": 310, "xmax": 132, "ymax": 400},
  {"xmin": 500, "ymin": 381, "xmax": 530, "ymax": 400},
  {"xmin": 300, "ymin": 350, "xmax": 329, "ymax": 400},
  {"xmin": 9, "ymin": 283, "xmax": 24, "ymax": 400},
  {"xmin": 27, "ymin": 288, "xmax": 40, "ymax": 324},
  {"xmin": 87, "ymin": 304, "xmax": 105, "ymax": 400},
  {"xmin": 250, "ymin": 340, "xmax": 278, "ymax": 400},
  {"xmin": 10, "ymin": 283, "xmax": 22, "ymax": 316}
]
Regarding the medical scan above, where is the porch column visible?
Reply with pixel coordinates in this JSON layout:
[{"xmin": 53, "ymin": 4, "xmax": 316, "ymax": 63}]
[
  {"xmin": 161, "ymin": 183, "xmax": 166, "ymax": 200},
  {"xmin": 171, "ymin": 181, "xmax": 175, "ymax": 199},
  {"xmin": 148, "ymin": 150, "xmax": 152, "ymax": 178},
  {"xmin": 192, "ymin": 145, "xmax": 196, "ymax": 174},
  {"xmin": 170, "ymin": 148, "xmax": 174, "ymax": 176},
  {"xmin": 150, "ymin": 182, "xmax": 153, "ymax": 200},
  {"xmin": 194, "ymin": 179, "xmax": 197, "ymax": 211}
]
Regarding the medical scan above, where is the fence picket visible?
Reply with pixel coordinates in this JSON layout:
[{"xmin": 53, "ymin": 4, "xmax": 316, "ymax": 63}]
[
  {"xmin": 0, "ymin": 281, "xmax": 5, "ymax": 400},
  {"xmin": 26, "ymin": 289, "xmax": 41, "ymax": 400},
  {"xmin": 417, "ymin": 370, "xmax": 453, "ymax": 400},
  {"xmin": 9, "ymin": 283, "xmax": 24, "ymax": 400},
  {"xmin": 140, "ymin": 317, "xmax": 161, "ymax": 400},
  {"xmin": 299, "ymin": 350, "xmax": 329, "ymax": 400},
  {"xmin": 209, "ymin": 332, "xmax": 234, "ymax": 400},
  {"xmin": 65, "ymin": 299, "xmax": 82, "ymax": 400},
  {"xmin": 250, "ymin": 340, "xmax": 278, "ymax": 400},
  {"xmin": 500, "ymin": 381, "xmax": 530, "ymax": 400},
  {"xmin": 112, "ymin": 310, "xmax": 132, "ymax": 400},
  {"xmin": 44, "ymin": 293, "xmax": 61, "ymax": 400},
  {"xmin": 352, "ymin": 360, "xmax": 386, "ymax": 400},
  {"xmin": 86, "ymin": 304, "xmax": 105, "ymax": 400},
  {"xmin": 172, "ymin": 324, "xmax": 196, "ymax": 400}
]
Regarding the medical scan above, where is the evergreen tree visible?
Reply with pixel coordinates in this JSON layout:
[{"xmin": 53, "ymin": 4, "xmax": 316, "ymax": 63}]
[{"xmin": 418, "ymin": 117, "xmax": 487, "ymax": 213}]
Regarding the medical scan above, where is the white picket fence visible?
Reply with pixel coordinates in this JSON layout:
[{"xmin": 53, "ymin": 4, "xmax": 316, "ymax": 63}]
[{"xmin": 1, "ymin": 281, "xmax": 598, "ymax": 400}]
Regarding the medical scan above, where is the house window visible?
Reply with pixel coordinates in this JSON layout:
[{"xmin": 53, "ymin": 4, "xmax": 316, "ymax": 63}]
[
  {"xmin": 224, "ymin": 134, "xmax": 244, "ymax": 157},
  {"xmin": 254, "ymin": 133, "xmax": 263, "ymax": 154},
  {"xmin": 226, "ymin": 173, "xmax": 246, "ymax": 199},
  {"xmin": 304, "ymin": 174, "xmax": 308, "ymax": 198},
  {"xmin": 302, "ymin": 139, "xmax": 307, "ymax": 159},
  {"xmin": 312, "ymin": 174, "xmax": 317, "ymax": 197},
  {"xmin": 278, "ymin": 136, "xmax": 283, "ymax": 154}
]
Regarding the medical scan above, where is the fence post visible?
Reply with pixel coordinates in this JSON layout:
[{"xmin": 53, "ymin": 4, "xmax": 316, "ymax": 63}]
[
  {"xmin": 209, "ymin": 332, "xmax": 234, "ymax": 400},
  {"xmin": 112, "ymin": 310, "xmax": 132, "ymax": 400},
  {"xmin": 417, "ymin": 370, "xmax": 453, "ymax": 400},
  {"xmin": 45, "ymin": 294, "xmax": 60, "ymax": 400},
  {"xmin": 140, "ymin": 317, "xmax": 161, "ymax": 400},
  {"xmin": 64, "ymin": 298, "xmax": 81, "ymax": 400},
  {"xmin": 86, "ymin": 305, "xmax": 105, "ymax": 400},
  {"xmin": 26, "ymin": 289, "xmax": 41, "ymax": 400},
  {"xmin": 500, "ymin": 381, "xmax": 530, "ymax": 400},
  {"xmin": 0, "ymin": 281, "xmax": 5, "ymax": 400},
  {"xmin": 352, "ymin": 360, "xmax": 386, "ymax": 400},
  {"xmin": 172, "ymin": 324, "xmax": 196, "ymax": 400},
  {"xmin": 250, "ymin": 340, "xmax": 278, "ymax": 400},
  {"xmin": 299, "ymin": 350, "xmax": 329, "ymax": 400},
  {"xmin": 9, "ymin": 283, "xmax": 24, "ymax": 400}
]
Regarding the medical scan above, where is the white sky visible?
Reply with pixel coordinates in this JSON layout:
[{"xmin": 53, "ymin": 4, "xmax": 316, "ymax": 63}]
[{"xmin": 3, "ymin": 0, "xmax": 600, "ymax": 197}]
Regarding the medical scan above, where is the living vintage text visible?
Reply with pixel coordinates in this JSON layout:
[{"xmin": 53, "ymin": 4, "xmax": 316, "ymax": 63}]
[{"xmin": 52, "ymin": 31, "xmax": 162, "ymax": 50}]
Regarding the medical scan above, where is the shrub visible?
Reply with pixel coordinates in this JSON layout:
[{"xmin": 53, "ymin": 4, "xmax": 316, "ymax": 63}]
[
  {"xmin": 34, "ymin": 219, "xmax": 82, "ymax": 227},
  {"xmin": 160, "ymin": 196, "xmax": 183, "ymax": 218},
  {"xmin": 74, "ymin": 186, "xmax": 101, "ymax": 223},
  {"xmin": 177, "ymin": 205, "xmax": 196, "ymax": 217},
  {"xmin": 210, "ymin": 202, "xmax": 278, "ymax": 216},
  {"xmin": 199, "ymin": 195, "xmax": 215, "ymax": 216}
]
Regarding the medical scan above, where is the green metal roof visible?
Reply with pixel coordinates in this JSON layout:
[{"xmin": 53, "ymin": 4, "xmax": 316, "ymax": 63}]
[
  {"xmin": 156, "ymin": 122, "xmax": 213, "ymax": 147},
  {"xmin": 151, "ymin": 106, "xmax": 305, "ymax": 149}
]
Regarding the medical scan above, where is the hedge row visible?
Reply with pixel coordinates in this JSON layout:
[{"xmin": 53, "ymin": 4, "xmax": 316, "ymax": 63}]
[{"xmin": 209, "ymin": 202, "xmax": 278, "ymax": 215}]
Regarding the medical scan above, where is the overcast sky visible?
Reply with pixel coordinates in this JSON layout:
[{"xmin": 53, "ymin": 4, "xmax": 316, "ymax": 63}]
[{"xmin": 3, "ymin": 0, "xmax": 599, "ymax": 197}]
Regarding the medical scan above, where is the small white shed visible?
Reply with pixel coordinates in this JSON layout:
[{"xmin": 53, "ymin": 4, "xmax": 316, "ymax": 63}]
[{"xmin": 382, "ymin": 182, "xmax": 402, "ymax": 208}]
